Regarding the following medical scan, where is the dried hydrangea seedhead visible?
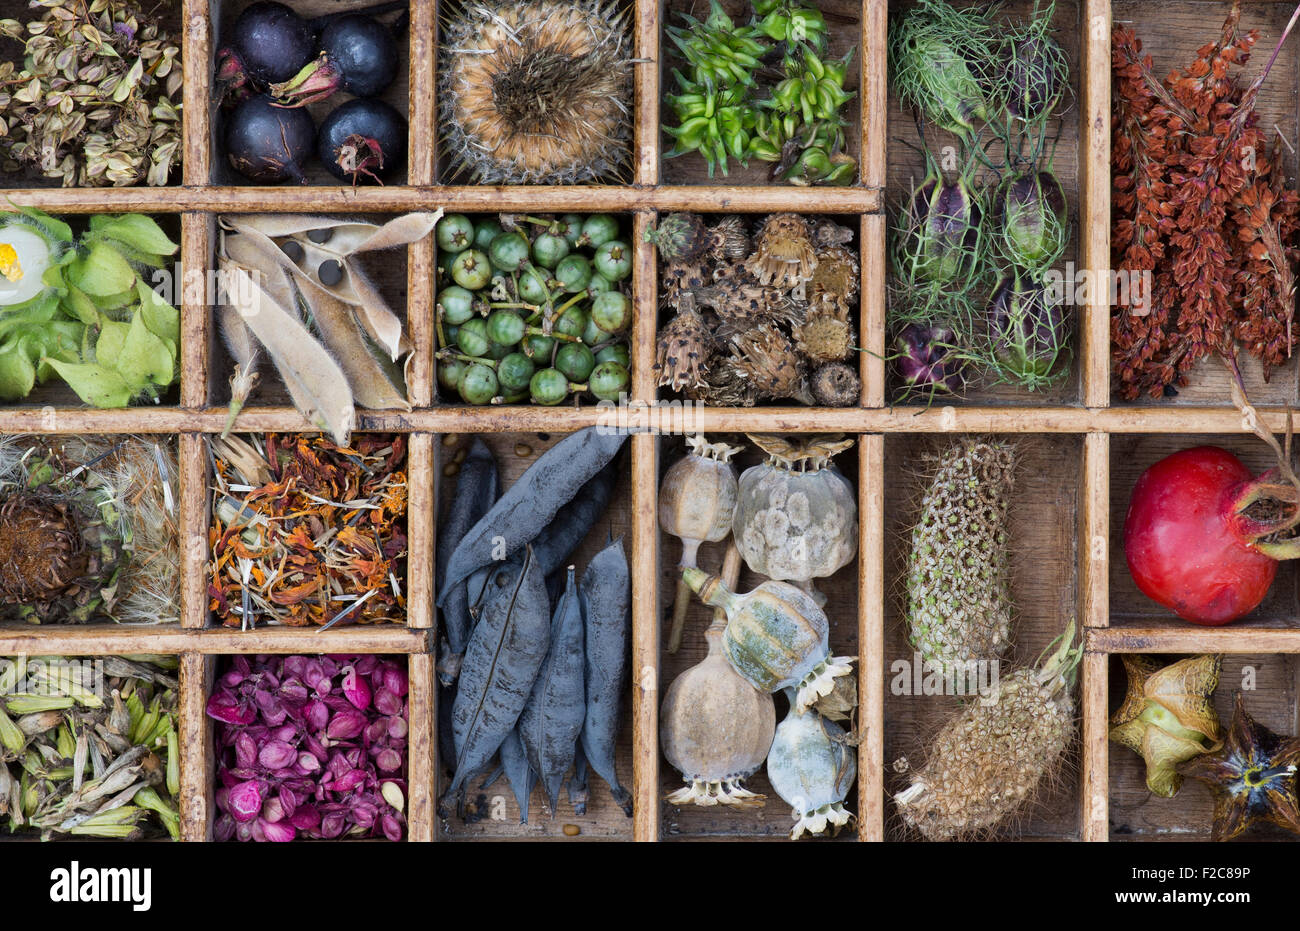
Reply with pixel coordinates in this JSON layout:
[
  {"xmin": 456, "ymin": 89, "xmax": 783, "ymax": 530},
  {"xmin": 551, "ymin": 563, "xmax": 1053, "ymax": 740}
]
[
  {"xmin": 0, "ymin": 0, "xmax": 182, "ymax": 187},
  {"xmin": 1109, "ymin": 654, "xmax": 1222, "ymax": 798}
]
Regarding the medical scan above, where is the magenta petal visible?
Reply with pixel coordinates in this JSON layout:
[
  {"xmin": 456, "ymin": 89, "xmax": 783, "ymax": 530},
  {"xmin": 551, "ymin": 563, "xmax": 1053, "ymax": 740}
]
[
  {"xmin": 326, "ymin": 709, "xmax": 366, "ymax": 741},
  {"xmin": 373, "ymin": 688, "xmax": 401, "ymax": 716},
  {"xmin": 258, "ymin": 739, "xmax": 297, "ymax": 770},
  {"xmin": 297, "ymin": 751, "xmax": 321, "ymax": 774},
  {"xmin": 305, "ymin": 699, "xmax": 329, "ymax": 732},
  {"xmin": 290, "ymin": 805, "xmax": 320, "ymax": 831},
  {"xmin": 333, "ymin": 768, "xmax": 367, "ymax": 793},
  {"xmin": 386, "ymin": 715, "xmax": 408, "ymax": 740},
  {"xmin": 261, "ymin": 797, "xmax": 285, "ymax": 823},
  {"xmin": 215, "ymin": 814, "xmax": 236, "ymax": 842},
  {"xmin": 207, "ymin": 692, "xmax": 256, "ymax": 725},
  {"xmin": 342, "ymin": 666, "xmax": 372, "ymax": 711},
  {"xmin": 258, "ymin": 817, "xmax": 295, "ymax": 842},
  {"xmin": 375, "ymin": 748, "xmax": 403, "ymax": 772},
  {"xmin": 380, "ymin": 812, "xmax": 403, "ymax": 841},
  {"xmin": 229, "ymin": 780, "xmax": 264, "ymax": 823},
  {"xmin": 381, "ymin": 664, "xmax": 408, "ymax": 697},
  {"xmin": 235, "ymin": 732, "xmax": 258, "ymax": 770}
]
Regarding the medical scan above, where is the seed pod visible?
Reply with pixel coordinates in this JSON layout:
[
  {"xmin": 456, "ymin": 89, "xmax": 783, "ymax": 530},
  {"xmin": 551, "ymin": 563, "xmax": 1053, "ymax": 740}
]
[
  {"xmin": 1003, "ymin": 30, "xmax": 1068, "ymax": 125},
  {"xmin": 894, "ymin": 323, "xmax": 964, "ymax": 396},
  {"xmin": 895, "ymin": 624, "xmax": 1079, "ymax": 840},
  {"xmin": 659, "ymin": 435, "xmax": 742, "ymax": 653},
  {"xmin": 767, "ymin": 691, "xmax": 855, "ymax": 839},
  {"xmin": 893, "ymin": 173, "xmax": 983, "ymax": 287},
  {"xmin": 660, "ymin": 626, "xmax": 775, "ymax": 808},
  {"xmin": 644, "ymin": 213, "xmax": 709, "ymax": 264},
  {"xmin": 889, "ymin": 0, "xmax": 998, "ymax": 138},
  {"xmin": 986, "ymin": 273, "xmax": 1069, "ymax": 386},
  {"xmin": 683, "ymin": 569, "xmax": 854, "ymax": 714},
  {"xmin": 906, "ymin": 439, "xmax": 1016, "ymax": 675},
  {"xmin": 1110, "ymin": 654, "xmax": 1223, "ymax": 798},
  {"xmin": 994, "ymin": 169, "xmax": 1068, "ymax": 273}
]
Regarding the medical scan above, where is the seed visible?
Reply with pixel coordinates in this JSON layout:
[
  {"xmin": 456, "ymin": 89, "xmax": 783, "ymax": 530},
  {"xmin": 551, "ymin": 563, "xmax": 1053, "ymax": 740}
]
[
  {"xmin": 453, "ymin": 446, "xmax": 468, "ymax": 464},
  {"xmin": 281, "ymin": 240, "xmax": 304, "ymax": 263},
  {"xmin": 306, "ymin": 228, "xmax": 333, "ymax": 244},
  {"xmin": 514, "ymin": 444, "xmax": 532, "ymax": 458},
  {"xmin": 443, "ymin": 463, "xmax": 460, "ymax": 477},
  {"xmin": 562, "ymin": 823, "xmax": 580, "ymax": 836},
  {"xmin": 318, "ymin": 259, "xmax": 344, "ymax": 287},
  {"xmin": 442, "ymin": 434, "xmax": 460, "ymax": 446}
]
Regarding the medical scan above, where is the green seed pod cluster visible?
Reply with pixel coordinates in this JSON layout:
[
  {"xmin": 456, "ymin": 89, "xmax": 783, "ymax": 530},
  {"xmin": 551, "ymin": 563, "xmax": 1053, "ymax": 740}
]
[
  {"xmin": 435, "ymin": 213, "xmax": 633, "ymax": 407},
  {"xmin": 663, "ymin": 0, "xmax": 857, "ymax": 184},
  {"xmin": 887, "ymin": 0, "xmax": 1072, "ymax": 397}
]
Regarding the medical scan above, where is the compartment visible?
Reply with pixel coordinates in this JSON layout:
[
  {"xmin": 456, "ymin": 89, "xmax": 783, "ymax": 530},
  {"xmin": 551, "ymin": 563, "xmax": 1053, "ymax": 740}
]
[
  {"xmin": 203, "ymin": 651, "xmax": 412, "ymax": 841},
  {"xmin": 210, "ymin": 0, "xmax": 412, "ymax": 186},
  {"xmin": 1110, "ymin": 0, "xmax": 1300, "ymax": 407},
  {"xmin": 0, "ymin": 653, "xmax": 182, "ymax": 841},
  {"xmin": 653, "ymin": 211, "xmax": 865, "ymax": 408},
  {"xmin": 884, "ymin": 0, "xmax": 1082, "ymax": 406},
  {"xmin": 0, "ymin": 0, "xmax": 184, "ymax": 189},
  {"xmin": 657, "ymin": 432, "xmax": 860, "ymax": 840},
  {"xmin": 206, "ymin": 212, "xmax": 417, "ymax": 413},
  {"xmin": 205, "ymin": 432, "xmax": 410, "ymax": 629},
  {"xmin": 434, "ymin": 0, "xmax": 637, "ymax": 186},
  {"xmin": 0, "ymin": 434, "xmax": 181, "ymax": 629},
  {"xmin": 434, "ymin": 430, "xmax": 635, "ymax": 839},
  {"xmin": 883, "ymin": 433, "xmax": 1082, "ymax": 840},
  {"xmin": 658, "ymin": 0, "xmax": 863, "ymax": 186},
  {"xmin": 1108, "ymin": 652, "xmax": 1300, "ymax": 841},
  {"xmin": 1109, "ymin": 434, "xmax": 1299, "ymax": 630},
  {"xmin": 434, "ymin": 212, "xmax": 636, "ymax": 409},
  {"xmin": 0, "ymin": 213, "xmax": 184, "ymax": 411}
]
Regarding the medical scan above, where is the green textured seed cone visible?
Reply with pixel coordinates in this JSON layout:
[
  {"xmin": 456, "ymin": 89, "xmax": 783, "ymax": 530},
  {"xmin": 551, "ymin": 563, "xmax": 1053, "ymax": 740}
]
[{"xmin": 905, "ymin": 439, "xmax": 1015, "ymax": 673}]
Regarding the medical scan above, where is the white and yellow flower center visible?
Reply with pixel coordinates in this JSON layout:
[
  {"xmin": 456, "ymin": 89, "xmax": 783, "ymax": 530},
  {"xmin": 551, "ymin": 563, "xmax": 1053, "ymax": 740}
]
[{"xmin": 0, "ymin": 227, "xmax": 52, "ymax": 306}]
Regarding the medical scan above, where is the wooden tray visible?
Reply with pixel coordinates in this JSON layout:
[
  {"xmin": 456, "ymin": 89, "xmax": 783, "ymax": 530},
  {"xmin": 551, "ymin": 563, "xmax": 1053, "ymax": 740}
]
[{"xmin": 3, "ymin": 0, "xmax": 1300, "ymax": 842}]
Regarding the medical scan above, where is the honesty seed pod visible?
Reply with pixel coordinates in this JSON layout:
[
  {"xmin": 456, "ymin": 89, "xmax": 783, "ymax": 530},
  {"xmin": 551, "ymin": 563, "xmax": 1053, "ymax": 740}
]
[
  {"xmin": 659, "ymin": 435, "xmax": 743, "ymax": 654},
  {"xmin": 986, "ymin": 273, "xmax": 1069, "ymax": 387},
  {"xmin": 993, "ymin": 169, "xmax": 1068, "ymax": 273},
  {"xmin": 1110, "ymin": 654, "xmax": 1223, "ymax": 798},
  {"xmin": 767, "ymin": 689, "xmax": 856, "ymax": 839},
  {"xmin": 683, "ymin": 569, "xmax": 854, "ymax": 714},
  {"xmin": 893, "ymin": 173, "xmax": 983, "ymax": 287}
]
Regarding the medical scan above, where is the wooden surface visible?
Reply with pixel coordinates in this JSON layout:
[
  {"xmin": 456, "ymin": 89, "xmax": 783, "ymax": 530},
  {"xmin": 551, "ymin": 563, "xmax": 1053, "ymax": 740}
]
[{"xmin": 2, "ymin": 0, "xmax": 1300, "ymax": 844}]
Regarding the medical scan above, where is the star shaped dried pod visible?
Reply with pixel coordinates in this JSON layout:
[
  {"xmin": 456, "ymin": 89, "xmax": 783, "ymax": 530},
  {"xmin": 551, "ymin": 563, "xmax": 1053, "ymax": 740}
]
[
  {"xmin": 1109, "ymin": 654, "xmax": 1223, "ymax": 798},
  {"xmin": 1177, "ymin": 692, "xmax": 1300, "ymax": 842}
]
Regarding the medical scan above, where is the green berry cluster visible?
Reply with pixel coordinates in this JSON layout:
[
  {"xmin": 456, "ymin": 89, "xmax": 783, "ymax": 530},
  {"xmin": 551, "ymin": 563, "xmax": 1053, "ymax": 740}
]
[
  {"xmin": 663, "ymin": 0, "xmax": 856, "ymax": 184},
  {"xmin": 435, "ymin": 214, "xmax": 633, "ymax": 407}
]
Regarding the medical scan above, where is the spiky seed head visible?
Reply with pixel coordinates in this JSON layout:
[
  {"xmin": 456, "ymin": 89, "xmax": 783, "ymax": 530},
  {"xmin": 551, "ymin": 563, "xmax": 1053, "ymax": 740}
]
[
  {"xmin": 439, "ymin": 0, "xmax": 633, "ymax": 184},
  {"xmin": 794, "ymin": 300, "xmax": 854, "ymax": 363},
  {"xmin": 646, "ymin": 213, "xmax": 709, "ymax": 264},
  {"xmin": 655, "ymin": 308, "xmax": 712, "ymax": 391},
  {"xmin": 810, "ymin": 243, "xmax": 860, "ymax": 306},
  {"xmin": 725, "ymin": 324, "xmax": 805, "ymax": 398},
  {"xmin": 0, "ymin": 495, "xmax": 88, "ymax": 606},
  {"xmin": 746, "ymin": 213, "xmax": 817, "ymax": 287}
]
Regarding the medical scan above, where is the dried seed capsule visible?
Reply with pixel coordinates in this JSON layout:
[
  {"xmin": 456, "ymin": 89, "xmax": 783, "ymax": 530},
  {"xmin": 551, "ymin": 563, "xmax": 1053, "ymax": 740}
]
[{"xmin": 986, "ymin": 273, "xmax": 1068, "ymax": 387}]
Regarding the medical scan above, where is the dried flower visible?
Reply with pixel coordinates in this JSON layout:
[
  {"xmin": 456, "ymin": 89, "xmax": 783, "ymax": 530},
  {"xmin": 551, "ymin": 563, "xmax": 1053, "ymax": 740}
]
[{"xmin": 0, "ymin": 0, "xmax": 182, "ymax": 187}]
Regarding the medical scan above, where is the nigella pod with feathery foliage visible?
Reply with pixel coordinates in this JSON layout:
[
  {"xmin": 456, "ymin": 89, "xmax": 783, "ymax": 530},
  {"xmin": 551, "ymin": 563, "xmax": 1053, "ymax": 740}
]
[
  {"xmin": 683, "ymin": 568, "xmax": 854, "ymax": 714},
  {"xmin": 1000, "ymin": 2, "xmax": 1069, "ymax": 128},
  {"xmin": 894, "ymin": 323, "xmax": 965, "ymax": 397},
  {"xmin": 767, "ymin": 689, "xmax": 856, "ymax": 839},
  {"xmin": 659, "ymin": 435, "xmax": 743, "ymax": 654},
  {"xmin": 985, "ymin": 272, "xmax": 1069, "ymax": 389},
  {"xmin": 1110, "ymin": 654, "xmax": 1223, "ymax": 798},
  {"xmin": 732, "ymin": 434, "xmax": 857, "ymax": 604},
  {"xmin": 438, "ymin": 0, "xmax": 633, "ymax": 184},
  {"xmin": 888, "ymin": 0, "xmax": 999, "ymax": 141},
  {"xmin": 992, "ymin": 169, "xmax": 1068, "ymax": 274},
  {"xmin": 892, "ymin": 169, "xmax": 985, "ymax": 295}
]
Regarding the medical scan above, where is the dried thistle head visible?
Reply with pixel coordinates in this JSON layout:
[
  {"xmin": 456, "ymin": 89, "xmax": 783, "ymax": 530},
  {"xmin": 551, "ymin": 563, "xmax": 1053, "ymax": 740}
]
[
  {"xmin": 655, "ymin": 308, "xmax": 713, "ymax": 391},
  {"xmin": 706, "ymin": 216, "xmax": 751, "ymax": 262},
  {"xmin": 724, "ymin": 324, "xmax": 806, "ymax": 399},
  {"xmin": 810, "ymin": 243, "xmax": 860, "ymax": 306},
  {"xmin": 794, "ymin": 300, "xmax": 855, "ymax": 363},
  {"xmin": 439, "ymin": 0, "xmax": 633, "ymax": 184},
  {"xmin": 746, "ymin": 213, "xmax": 817, "ymax": 288}
]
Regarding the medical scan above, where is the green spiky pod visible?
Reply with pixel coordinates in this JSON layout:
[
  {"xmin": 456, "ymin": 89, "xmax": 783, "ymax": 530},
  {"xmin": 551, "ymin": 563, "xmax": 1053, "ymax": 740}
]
[
  {"xmin": 895, "ymin": 624, "xmax": 1079, "ymax": 840},
  {"xmin": 905, "ymin": 439, "xmax": 1016, "ymax": 674}
]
